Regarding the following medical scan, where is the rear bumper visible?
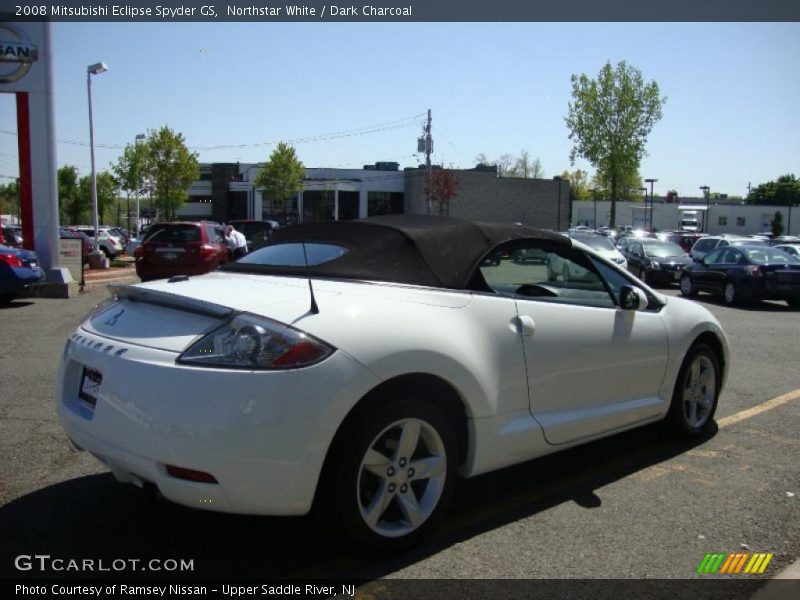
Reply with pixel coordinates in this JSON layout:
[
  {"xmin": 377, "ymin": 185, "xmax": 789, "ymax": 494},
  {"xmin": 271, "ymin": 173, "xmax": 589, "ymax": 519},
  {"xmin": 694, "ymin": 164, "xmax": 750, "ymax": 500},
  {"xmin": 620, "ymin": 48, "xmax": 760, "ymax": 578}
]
[{"xmin": 58, "ymin": 328, "xmax": 380, "ymax": 515}]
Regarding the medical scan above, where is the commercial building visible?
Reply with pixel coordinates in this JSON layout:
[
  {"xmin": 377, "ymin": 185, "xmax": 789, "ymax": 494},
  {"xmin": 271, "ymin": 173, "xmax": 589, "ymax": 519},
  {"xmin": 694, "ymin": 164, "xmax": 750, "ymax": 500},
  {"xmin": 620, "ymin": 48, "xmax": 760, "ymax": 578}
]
[{"xmin": 177, "ymin": 162, "xmax": 570, "ymax": 230}]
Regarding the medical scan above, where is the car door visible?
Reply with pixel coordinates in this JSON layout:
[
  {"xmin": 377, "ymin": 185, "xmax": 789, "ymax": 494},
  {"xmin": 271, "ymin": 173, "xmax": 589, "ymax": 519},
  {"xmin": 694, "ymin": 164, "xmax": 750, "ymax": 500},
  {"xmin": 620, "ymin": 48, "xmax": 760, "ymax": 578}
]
[
  {"xmin": 703, "ymin": 247, "xmax": 739, "ymax": 293},
  {"xmin": 480, "ymin": 240, "xmax": 669, "ymax": 446},
  {"xmin": 627, "ymin": 242, "xmax": 644, "ymax": 274}
]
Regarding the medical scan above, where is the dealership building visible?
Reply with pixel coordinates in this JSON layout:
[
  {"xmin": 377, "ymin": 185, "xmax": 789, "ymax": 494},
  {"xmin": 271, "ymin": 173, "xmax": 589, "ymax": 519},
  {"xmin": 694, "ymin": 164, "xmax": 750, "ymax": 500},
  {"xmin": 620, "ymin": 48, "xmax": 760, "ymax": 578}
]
[{"xmin": 177, "ymin": 161, "xmax": 571, "ymax": 230}]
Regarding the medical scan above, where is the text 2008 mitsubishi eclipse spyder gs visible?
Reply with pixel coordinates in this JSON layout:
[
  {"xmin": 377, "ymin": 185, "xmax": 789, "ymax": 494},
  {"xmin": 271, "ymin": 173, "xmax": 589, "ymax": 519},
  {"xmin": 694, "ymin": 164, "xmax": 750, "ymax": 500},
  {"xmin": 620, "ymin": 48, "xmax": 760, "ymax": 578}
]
[{"xmin": 58, "ymin": 215, "xmax": 728, "ymax": 550}]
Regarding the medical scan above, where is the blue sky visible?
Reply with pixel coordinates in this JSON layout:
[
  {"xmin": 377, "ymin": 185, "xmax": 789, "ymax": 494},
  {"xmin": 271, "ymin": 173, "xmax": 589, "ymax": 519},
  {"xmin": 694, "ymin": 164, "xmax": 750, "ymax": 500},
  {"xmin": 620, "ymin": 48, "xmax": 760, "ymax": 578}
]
[{"xmin": 1, "ymin": 22, "xmax": 799, "ymax": 198}]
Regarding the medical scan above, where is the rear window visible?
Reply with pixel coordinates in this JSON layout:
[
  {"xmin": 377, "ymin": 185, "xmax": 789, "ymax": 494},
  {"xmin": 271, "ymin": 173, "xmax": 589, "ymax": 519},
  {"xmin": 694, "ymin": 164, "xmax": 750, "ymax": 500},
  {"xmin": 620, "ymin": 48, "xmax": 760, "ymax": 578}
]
[
  {"xmin": 644, "ymin": 242, "xmax": 686, "ymax": 258},
  {"xmin": 145, "ymin": 224, "xmax": 202, "ymax": 243},
  {"xmin": 743, "ymin": 248, "xmax": 800, "ymax": 265},
  {"xmin": 238, "ymin": 242, "xmax": 347, "ymax": 267}
]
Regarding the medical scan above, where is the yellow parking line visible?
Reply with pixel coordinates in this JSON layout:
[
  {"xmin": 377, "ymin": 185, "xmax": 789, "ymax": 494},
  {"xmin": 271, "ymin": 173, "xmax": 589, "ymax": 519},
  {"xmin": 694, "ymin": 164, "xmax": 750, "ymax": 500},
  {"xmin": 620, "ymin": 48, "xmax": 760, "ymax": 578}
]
[{"xmin": 717, "ymin": 389, "xmax": 800, "ymax": 429}]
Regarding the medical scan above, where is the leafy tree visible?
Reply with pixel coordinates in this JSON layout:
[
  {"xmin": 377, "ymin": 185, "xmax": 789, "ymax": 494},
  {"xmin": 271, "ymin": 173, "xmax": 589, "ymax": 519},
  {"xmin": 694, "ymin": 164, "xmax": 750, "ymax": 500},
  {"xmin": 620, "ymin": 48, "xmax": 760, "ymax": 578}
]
[
  {"xmin": 254, "ymin": 142, "xmax": 305, "ymax": 220},
  {"xmin": 75, "ymin": 171, "xmax": 119, "ymax": 225},
  {"xmin": 0, "ymin": 180, "xmax": 20, "ymax": 221},
  {"xmin": 146, "ymin": 126, "xmax": 200, "ymax": 221},
  {"xmin": 772, "ymin": 211, "xmax": 784, "ymax": 238},
  {"xmin": 560, "ymin": 169, "xmax": 591, "ymax": 201},
  {"xmin": 565, "ymin": 60, "xmax": 666, "ymax": 226},
  {"xmin": 748, "ymin": 174, "xmax": 800, "ymax": 206},
  {"xmin": 112, "ymin": 141, "xmax": 149, "ymax": 231},
  {"xmin": 58, "ymin": 165, "xmax": 85, "ymax": 225},
  {"xmin": 425, "ymin": 170, "xmax": 461, "ymax": 216},
  {"xmin": 591, "ymin": 167, "xmax": 645, "ymax": 202}
]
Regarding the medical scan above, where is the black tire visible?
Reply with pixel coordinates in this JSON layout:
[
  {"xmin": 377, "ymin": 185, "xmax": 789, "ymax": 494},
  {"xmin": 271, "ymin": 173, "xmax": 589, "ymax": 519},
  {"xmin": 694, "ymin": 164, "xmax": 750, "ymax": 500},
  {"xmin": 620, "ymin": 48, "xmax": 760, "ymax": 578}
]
[
  {"xmin": 0, "ymin": 293, "xmax": 16, "ymax": 304},
  {"xmin": 667, "ymin": 343, "xmax": 721, "ymax": 437},
  {"xmin": 679, "ymin": 275, "xmax": 697, "ymax": 297},
  {"xmin": 319, "ymin": 398, "xmax": 458, "ymax": 552},
  {"xmin": 787, "ymin": 298, "xmax": 800, "ymax": 310}
]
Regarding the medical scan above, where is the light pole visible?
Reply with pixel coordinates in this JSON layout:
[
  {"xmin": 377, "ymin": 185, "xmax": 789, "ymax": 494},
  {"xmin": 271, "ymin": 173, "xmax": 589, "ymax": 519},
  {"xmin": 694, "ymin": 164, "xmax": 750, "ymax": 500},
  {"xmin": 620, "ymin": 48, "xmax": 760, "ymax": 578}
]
[
  {"xmin": 87, "ymin": 61, "xmax": 108, "ymax": 268},
  {"xmin": 134, "ymin": 133, "xmax": 145, "ymax": 237},
  {"xmin": 700, "ymin": 185, "xmax": 710, "ymax": 233},
  {"xmin": 639, "ymin": 187, "xmax": 648, "ymax": 230},
  {"xmin": 590, "ymin": 189, "xmax": 598, "ymax": 229},
  {"xmin": 644, "ymin": 178, "xmax": 658, "ymax": 232}
]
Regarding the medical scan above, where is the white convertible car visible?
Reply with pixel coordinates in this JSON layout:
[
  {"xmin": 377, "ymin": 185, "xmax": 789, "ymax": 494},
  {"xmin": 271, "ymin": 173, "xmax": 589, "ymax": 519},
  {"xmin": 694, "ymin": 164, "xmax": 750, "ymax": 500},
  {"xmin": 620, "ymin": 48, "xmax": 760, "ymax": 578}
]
[{"xmin": 58, "ymin": 216, "xmax": 728, "ymax": 550}]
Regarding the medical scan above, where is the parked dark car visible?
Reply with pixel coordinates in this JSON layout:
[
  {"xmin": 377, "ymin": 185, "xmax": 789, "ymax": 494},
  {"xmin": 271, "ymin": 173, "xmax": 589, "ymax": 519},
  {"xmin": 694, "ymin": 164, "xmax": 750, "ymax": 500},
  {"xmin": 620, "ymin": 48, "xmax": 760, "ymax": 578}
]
[
  {"xmin": 0, "ymin": 244, "xmax": 43, "ymax": 303},
  {"xmin": 228, "ymin": 220, "xmax": 277, "ymax": 251},
  {"xmin": 625, "ymin": 240, "xmax": 692, "ymax": 286},
  {"xmin": 680, "ymin": 245, "xmax": 800, "ymax": 308},
  {"xmin": 1, "ymin": 226, "xmax": 23, "ymax": 248},
  {"xmin": 135, "ymin": 221, "xmax": 230, "ymax": 281}
]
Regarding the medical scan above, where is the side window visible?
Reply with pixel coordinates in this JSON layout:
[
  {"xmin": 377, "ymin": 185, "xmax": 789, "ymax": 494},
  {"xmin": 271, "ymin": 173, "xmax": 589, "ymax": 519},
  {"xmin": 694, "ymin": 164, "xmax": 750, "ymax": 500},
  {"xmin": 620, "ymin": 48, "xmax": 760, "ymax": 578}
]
[
  {"xmin": 478, "ymin": 242, "xmax": 615, "ymax": 309},
  {"xmin": 704, "ymin": 248, "xmax": 724, "ymax": 264},
  {"xmin": 721, "ymin": 249, "xmax": 741, "ymax": 264},
  {"xmin": 590, "ymin": 258, "xmax": 658, "ymax": 310},
  {"xmin": 631, "ymin": 243, "xmax": 643, "ymax": 257}
]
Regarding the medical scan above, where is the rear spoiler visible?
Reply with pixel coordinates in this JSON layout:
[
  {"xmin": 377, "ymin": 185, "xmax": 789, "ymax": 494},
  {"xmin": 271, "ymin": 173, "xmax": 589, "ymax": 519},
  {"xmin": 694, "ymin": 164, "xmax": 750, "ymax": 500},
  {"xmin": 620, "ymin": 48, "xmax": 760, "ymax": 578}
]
[{"xmin": 108, "ymin": 284, "xmax": 234, "ymax": 319}]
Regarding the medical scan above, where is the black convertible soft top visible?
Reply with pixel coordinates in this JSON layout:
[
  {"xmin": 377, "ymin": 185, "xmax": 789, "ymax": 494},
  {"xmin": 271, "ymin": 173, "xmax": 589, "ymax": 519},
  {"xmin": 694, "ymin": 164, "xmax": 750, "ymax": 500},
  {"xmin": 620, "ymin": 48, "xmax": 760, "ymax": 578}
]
[{"xmin": 222, "ymin": 214, "xmax": 571, "ymax": 289}]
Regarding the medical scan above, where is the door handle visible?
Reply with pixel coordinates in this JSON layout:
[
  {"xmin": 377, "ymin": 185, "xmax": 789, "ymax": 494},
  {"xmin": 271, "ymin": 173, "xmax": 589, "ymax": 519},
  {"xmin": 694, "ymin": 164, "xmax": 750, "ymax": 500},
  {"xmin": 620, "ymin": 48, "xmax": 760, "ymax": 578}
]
[{"xmin": 514, "ymin": 315, "xmax": 536, "ymax": 336}]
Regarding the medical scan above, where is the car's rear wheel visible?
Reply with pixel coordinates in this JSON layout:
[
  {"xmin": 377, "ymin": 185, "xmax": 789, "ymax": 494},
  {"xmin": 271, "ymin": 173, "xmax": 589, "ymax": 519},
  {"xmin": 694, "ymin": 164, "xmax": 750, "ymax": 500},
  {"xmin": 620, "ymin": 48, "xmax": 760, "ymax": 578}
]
[
  {"xmin": 323, "ymin": 399, "xmax": 457, "ymax": 552},
  {"xmin": 667, "ymin": 344, "xmax": 720, "ymax": 436},
  {"xmin": 679, "ymin": 275, "xmax": 696, "ymax": 297},
  {"xmin": 787, "ymin": 297, "xmax": 800, "ymax": 310},
  {"xmin": 723, "ymin": 281, "xmax": 738, "ymax": 306}
]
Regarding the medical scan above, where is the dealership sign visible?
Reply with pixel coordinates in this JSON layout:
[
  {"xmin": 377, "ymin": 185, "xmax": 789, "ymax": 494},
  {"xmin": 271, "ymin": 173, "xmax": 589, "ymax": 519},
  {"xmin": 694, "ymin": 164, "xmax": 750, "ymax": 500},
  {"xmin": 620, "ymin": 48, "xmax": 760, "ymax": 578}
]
[{"xmin": 0, "ymin": 23, "xmax": 39, "ymax": 83}]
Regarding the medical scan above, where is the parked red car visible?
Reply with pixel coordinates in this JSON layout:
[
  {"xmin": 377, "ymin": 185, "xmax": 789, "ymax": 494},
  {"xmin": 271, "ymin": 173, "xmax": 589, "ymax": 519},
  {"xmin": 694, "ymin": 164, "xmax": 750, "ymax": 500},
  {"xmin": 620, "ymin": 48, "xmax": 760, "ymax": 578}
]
[{"xmin": 135, "ymin": 221, "xmax": 230, "ymax": 281}]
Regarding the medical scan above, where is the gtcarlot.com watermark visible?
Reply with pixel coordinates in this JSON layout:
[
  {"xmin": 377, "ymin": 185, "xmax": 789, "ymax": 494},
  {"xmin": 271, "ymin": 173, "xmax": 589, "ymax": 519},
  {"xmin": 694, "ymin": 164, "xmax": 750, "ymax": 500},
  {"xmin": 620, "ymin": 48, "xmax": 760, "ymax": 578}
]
[{"xmin": 14, "ymin": 554, "xmax": 194, "ymax": 573}]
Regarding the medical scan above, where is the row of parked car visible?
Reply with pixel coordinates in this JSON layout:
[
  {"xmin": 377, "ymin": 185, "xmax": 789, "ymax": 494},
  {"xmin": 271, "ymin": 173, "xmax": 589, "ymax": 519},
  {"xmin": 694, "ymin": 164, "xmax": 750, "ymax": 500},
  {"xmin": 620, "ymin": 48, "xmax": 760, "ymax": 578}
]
[{"xmin": 577, "ymin": 227, "xmax": 800, "ymax": 309}]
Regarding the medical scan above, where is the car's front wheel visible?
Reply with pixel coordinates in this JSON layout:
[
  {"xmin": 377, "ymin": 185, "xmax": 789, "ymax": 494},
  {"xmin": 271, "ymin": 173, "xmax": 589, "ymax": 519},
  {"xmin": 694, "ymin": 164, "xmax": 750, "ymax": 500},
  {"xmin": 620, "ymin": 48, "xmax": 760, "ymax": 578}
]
[
  {"xmin": 667, "ymin": 344, "xmax": 721, "ymax": 436},
  {"xmin": 679, "ymin": 275, "xmax": 696, "ymax": 297},
  {"xmin": 324, "ymin": 399, "xmax": 457, "ymax": 551}
]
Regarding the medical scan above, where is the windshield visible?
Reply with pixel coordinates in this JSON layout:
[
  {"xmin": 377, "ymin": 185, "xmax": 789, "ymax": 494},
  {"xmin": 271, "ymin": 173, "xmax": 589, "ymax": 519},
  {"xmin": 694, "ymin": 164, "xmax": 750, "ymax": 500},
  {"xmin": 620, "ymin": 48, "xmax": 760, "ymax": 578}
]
[
  {"xmin": 743, "ymin": 248, "xmax": 800, "ymax": 265},
  {"xmin": 572, "ymin": 235, "xmax": 616, "ymax": 251},
  {"xmin": 644, "ymin": 242, "xmax": 686, "ymax": 258}
]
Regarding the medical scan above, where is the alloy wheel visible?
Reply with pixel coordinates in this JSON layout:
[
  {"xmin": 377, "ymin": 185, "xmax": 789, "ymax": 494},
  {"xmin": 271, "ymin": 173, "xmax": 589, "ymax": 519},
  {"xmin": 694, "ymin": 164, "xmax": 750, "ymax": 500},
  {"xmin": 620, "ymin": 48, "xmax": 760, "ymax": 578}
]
[
  {"xmin": 356, "ymin": 418, "xmax": 447, "ymax": 538},
  {"xmin": 724, "ymin": 282, "xmax": 736, "ymax": 305},
  {"xmin": 682, "ymin": 355, "xmax": 716, "ymax": 429},
  {"xmin": 680, "ymin": 275, "xmax": 694, "ymax": 296}
]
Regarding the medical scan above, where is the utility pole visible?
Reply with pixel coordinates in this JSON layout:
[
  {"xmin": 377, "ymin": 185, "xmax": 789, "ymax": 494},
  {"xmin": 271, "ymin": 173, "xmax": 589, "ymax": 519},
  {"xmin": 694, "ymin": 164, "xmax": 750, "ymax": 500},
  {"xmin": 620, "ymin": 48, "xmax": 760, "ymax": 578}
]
[{"xmin": 425, "ymin": 109, "xmax": 432, "ymax": 215}]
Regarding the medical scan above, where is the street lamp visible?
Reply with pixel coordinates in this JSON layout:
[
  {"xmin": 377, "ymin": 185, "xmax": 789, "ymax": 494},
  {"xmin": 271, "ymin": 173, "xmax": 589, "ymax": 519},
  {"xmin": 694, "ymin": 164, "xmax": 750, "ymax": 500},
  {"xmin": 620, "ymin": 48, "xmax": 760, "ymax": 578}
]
[
  {"xmin": 134, "ymin": 133, "xmax": 145, "ymax": 237},
  {"xmin": 645, "ymin": 178, "xmax": 658, "ymax": 232},
  {"xmin": 639, "ymin": 187, "xmax": 648, "ymax": 231},
  {"xmin": 87, "ymin": 61, "xmax": 108, "ymax": 268},
  {"xmin": 700, "ymin": 185, "xmax": 710, "ymax": 233},
  {"xmin": 590, "ymin": 188, "xmax": 598, "ymax": 229}
]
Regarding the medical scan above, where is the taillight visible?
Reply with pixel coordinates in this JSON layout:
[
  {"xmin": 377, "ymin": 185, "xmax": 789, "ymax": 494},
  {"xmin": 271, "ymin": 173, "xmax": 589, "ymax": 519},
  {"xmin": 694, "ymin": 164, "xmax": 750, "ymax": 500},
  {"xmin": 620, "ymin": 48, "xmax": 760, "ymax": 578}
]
[
  {"xmin": 0, "ymin": 252, "xmax": 23, "ymax": 268},
  {"xmin": 177, "ymin": 313, "xmax": 334, "ymax": 370},
  {"xmin": 134, "ymin": 246, "xmax": 143, "ymax": 259},
  {"xmin": 744, "ymin": 265, "xmax": 763, "ymax": 277},
  {"xmin": 199, "ymin": 245, "xmax": 216, "ymax": 258},
  {"xmin": 165, "ymin": 465, "xmax": 218, "ymax": 484}
]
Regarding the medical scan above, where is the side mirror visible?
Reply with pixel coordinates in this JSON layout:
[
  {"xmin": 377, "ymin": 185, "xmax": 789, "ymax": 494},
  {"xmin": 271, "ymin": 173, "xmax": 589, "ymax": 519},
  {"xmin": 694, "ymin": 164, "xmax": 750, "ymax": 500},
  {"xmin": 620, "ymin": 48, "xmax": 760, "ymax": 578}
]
[{"xmin": 620, "ymin": 285, "xmax": 648, "ymax": 311}]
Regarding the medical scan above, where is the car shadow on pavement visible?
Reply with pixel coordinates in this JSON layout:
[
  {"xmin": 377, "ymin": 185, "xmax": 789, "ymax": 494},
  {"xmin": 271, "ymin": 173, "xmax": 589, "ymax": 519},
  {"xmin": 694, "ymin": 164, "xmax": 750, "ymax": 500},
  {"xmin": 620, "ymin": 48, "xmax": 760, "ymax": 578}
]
[
  {"xmin": 0, "ymin": 421, "xmax": 716, "ymax": 581},
  {"xmin": 0, "ymin": 300, "xmax": 35, "ymax": 310}
]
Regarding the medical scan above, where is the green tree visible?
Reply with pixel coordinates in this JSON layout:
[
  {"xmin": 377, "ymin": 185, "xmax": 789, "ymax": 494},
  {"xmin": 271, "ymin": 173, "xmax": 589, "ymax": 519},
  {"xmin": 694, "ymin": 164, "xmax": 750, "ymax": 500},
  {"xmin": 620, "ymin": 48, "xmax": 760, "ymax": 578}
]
[
  {"xmin": 95, "ymin": 172, "xmax": 119, "ymax": 224},
  {"xmin": 565, "ymin": 60, "xmax": 666, "ymax": 226},
  {"xmin": 748, "ymin": 174, "xmax": 800, "ymax": 206},
  {"xmin": 57, "ymin": 165, "xmax": 85, "ymax": 225},
  {"xmin": 146, "ymin": 126, "xmax": 199, "ymax": 221},
  {"xmin": 0, "ymin": 180, "xmax": 20, "ymax": 221},
  {"xmin": 772, "ymin": 211, "xmax": 784, "ymax": 238},
  {"xmin": 112, "ymin": 141, "xmax": 150, "ymax": 231},
  {"xmin": 591, "ymin": 167, "xmax": 645, "ymax": 202},
  {"xmin": 254, "ymin": 142, "xmax": 305, "ymax": 221},
  {"xmin": 560, "ymin": 169, "xmax": 591, "ymax": 201}
]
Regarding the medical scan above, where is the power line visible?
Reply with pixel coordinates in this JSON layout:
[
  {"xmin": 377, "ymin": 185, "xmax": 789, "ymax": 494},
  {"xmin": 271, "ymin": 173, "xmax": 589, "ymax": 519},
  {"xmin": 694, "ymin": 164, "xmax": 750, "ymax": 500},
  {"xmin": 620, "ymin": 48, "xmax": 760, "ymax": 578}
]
[{"xmin": 0, "ymin": 112, "xmax": 426, "ymax": 152}]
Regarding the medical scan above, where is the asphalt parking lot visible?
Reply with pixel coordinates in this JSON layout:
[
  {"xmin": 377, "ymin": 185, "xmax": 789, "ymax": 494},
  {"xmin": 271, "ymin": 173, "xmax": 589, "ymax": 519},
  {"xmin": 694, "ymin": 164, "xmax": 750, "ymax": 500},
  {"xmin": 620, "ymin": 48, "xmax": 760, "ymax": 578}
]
[{"xmin": 1, "ymin": 282, "xmax": 798, "ymax": 592}]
